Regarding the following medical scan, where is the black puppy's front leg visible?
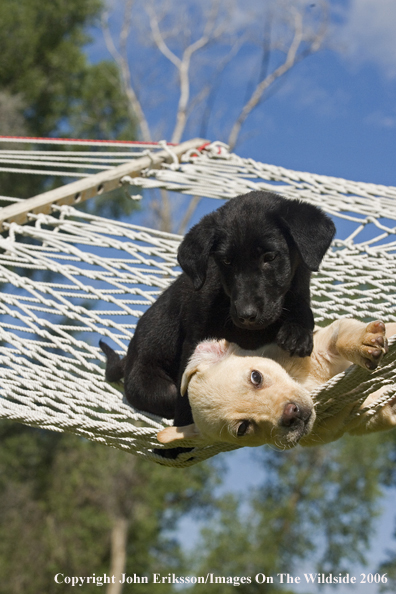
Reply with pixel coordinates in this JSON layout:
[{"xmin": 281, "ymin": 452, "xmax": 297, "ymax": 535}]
[
  {"xmin": 173, "ymin": 390, "xmax": 194, "ymax": 426},
  {"xmin": 154, "ymin": 342, "xmax": 196, "ymax": 461},
  {"xmin": 173, "ymin": 338, "xmax": 197, "ymax": 425},
  {"xmin": 276, "ymin": 269, "xmax": 314, "ymax": 357}
]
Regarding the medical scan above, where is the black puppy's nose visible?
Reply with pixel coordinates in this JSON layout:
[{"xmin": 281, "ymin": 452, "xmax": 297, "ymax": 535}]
[
  {"xmin": 280, "ymin": 402, "xmax": 311, "ymax": 427},
  {"xmin": 237, "ymin": 305, "xmax": 258, "ymax": 325}
]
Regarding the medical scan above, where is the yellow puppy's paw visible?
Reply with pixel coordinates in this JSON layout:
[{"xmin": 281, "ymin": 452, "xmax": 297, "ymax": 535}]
[{"xmin": 359, "ymin": 321, "xmax": 388, "ymax": 370}]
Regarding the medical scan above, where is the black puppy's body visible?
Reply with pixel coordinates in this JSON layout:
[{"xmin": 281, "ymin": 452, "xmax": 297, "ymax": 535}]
[{"xmin": 100, "ymin": 191, "xmax": 335, "ymax": 426}]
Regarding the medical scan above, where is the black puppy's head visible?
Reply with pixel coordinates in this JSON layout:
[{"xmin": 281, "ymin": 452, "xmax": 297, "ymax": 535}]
[{"xmin": 178, "ymin": 191, "xmax": 335, "ymax": 330}]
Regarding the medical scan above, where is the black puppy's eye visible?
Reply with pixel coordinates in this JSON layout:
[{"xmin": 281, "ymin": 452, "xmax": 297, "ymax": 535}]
[
  {"xmin": 237, "ymin": 420, "xmax": 251, "ymax": 437},
  {"xmin": 222, "ymin": 257, "xmax": 231, "ymax": 266},
  {"xmin": 262, "ymin": 252, "xmax": 277, "ymax": 263},
  {"xmin": 250, "ymin": 370, "xmax": 263, "ymax": 386}
]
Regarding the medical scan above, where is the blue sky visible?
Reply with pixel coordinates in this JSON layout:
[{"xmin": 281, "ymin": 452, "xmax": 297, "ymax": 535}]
[
  {"xmin": 239, "ymin": 51, "xmax": 396, "ymax": 187},
  {"xmin": 87, "ymin": 0, "xmax": 396, "ymax": 588},
  {"xmin": 231, "ymin": 0, "xmax": 396, "ymax": 187},
  {"xmin": 88, "ymin": 0, "xmax": 396, "ymax": 190},
  {"xmin": 225, "ymin": 0, "xmax": 396, "ymax": 188}
]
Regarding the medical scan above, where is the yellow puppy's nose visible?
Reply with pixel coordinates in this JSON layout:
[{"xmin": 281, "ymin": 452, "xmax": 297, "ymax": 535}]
[{"xmin": 280, "ymin": 402, "xmax": 312, "ymax": 427}]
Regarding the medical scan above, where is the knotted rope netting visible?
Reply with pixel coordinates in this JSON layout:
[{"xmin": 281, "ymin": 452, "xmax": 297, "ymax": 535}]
[{"xmin": 0, "ymin": 137, "xmax": 395, "ymax": 467}]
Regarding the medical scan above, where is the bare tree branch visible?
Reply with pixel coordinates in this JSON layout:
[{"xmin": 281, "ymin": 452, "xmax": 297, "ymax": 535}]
[
  {"xmin": 143, "ymin": 0, "xmax": 229, "ymax": 230},
  {"xmin": 199, "ymin": 32, "xmax": 247, "ymax": 138},
  {"xmin": 103, "ymin": 0, "xmax": 330, "ymax": 232},
  {"xmin": 146, "ymin": 0, "xmax": 225, "ymax": 143},
  {"xmin": 177, "ymin": 194, "xmax": 201, "ymax": 235},
  {"xmin": 107, "ymin": 517, "xmax": 128, "ymax": 594},
  {"xmin": 227, "ymin": 5, "xmax": 328, "ymax": 150},
  {"xmin": 102, "ymin": 3, "xmax": 152, "ymax": 141}
]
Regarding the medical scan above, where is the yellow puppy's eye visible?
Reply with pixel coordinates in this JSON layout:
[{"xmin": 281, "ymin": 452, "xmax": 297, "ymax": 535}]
[
  {"xmin": 237, "ymin": 420, "xmax": 250, "ymax": 437},
  {"xmin": 250, "ymin": 370, "xmax": 263, "ymax": 386}
]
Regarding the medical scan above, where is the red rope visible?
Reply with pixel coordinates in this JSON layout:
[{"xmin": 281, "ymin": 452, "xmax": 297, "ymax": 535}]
[{"xmin": 196, "ymin": 141, "xmax": 211, "ymax": 152}]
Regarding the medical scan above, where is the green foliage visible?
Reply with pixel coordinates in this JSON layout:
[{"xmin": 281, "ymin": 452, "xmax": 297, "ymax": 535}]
[
  {"xmin": 0, "ymin": 0, "xmax": 101, "ymax": 135},
  {"xmin": 68, "ymin": 61, "xmax": 135, "ymax": 141},
  {"xmin": 252, "ymin": 437, "xmax": 385, "ymax": 572},
  {"xmin": 0, "ymin": 421, "xmax": 220, "ymax": 594},
  {"xmin": 375, "ymin": 431, "xmax": 396, "ymax": 591},
  {"xmin": 0, "ymin": 0, "xmax": 135, "ymax": 201},
  {"xmin": 0, "ymin": 0, "xmax": 134, "ymax": 139},
  {"xmin": 184, "ymin": 434, "xmax": 393, "ymax": 594}
]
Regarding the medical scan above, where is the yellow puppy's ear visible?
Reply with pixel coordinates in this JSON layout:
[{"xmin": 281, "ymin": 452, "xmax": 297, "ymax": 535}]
[
  {"xmin": 157, "ymin": 424, "xmax": 201, "ymax": 444},
  {"xmin": 181, "ymin": 339, "xmax": 232, "ymax": 395},
  {"xmin": 180, "ymin": 367, "xmax": 198, "ymax": 396}
]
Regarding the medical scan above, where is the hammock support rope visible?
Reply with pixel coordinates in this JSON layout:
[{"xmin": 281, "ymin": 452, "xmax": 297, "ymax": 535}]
[{"xmin": 0, "ymin": 138, "xmax": 395, "ymax": 467}]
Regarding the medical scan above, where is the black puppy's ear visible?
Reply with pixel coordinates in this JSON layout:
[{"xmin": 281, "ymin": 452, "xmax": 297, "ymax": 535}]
[
  {"xmin": 177, "ymin": 213, "xmax": 218, "ymax": 290},
  {"xmin": 279, "ymin": 200, "xmax": 336, "ymax": 271}
]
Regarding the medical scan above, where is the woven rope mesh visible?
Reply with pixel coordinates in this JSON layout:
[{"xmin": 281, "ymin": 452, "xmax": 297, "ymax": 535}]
[{"xmin": 0, "ymin": 140, "xmax": 395, "ymax": 467}]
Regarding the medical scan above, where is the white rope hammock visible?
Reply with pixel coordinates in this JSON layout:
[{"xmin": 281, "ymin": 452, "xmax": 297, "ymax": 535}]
[{"xmin": 0, "ymin": 137, "xmax": 395, "ymax": 467}]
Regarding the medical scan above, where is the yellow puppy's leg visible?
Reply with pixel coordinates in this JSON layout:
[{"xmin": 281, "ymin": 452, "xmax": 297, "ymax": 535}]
[
  {"xmin": 346, "ymin": 321, "xmax": 396, "ymax": 435},
  {"xmin": 334, "ymin": 319, "xmax": 388, "ymax": 370},
  {"xmin": 386, "ymin": 323, "xmax": 396, "ymax": 339},
  {"xmin": 304, "ymin": 319, "xmax": 379, "ymax": 386},
  {"xmin": 289, "ymin": 319, "xmax": 390, "ymax": 389}
]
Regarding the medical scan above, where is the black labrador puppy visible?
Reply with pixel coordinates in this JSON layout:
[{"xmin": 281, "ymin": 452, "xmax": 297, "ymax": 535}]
[{"xmin": 100, "ymin": 190, "xmax": 335, "ymax": 428}]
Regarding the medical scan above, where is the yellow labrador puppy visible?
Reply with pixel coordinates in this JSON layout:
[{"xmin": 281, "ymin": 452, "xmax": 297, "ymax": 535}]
[{"xmin": 157, "ymin": 319, "xmax": 395, "ymax": 450}]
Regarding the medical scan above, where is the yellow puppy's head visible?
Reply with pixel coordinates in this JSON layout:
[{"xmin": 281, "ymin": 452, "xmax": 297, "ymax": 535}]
[{"xmin": 157, "ymin": 339, "xmax": 316, "ymax": 449}]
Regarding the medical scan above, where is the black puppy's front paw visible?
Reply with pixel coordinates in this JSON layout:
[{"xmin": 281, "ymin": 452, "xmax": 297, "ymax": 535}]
[
  {"xmin": 276, "ymin": 322, "xmax": 313, "ymax": 357},
  {"xmin": 153, "ymin": 447, "xmax": 194, "ymax": 461}
]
